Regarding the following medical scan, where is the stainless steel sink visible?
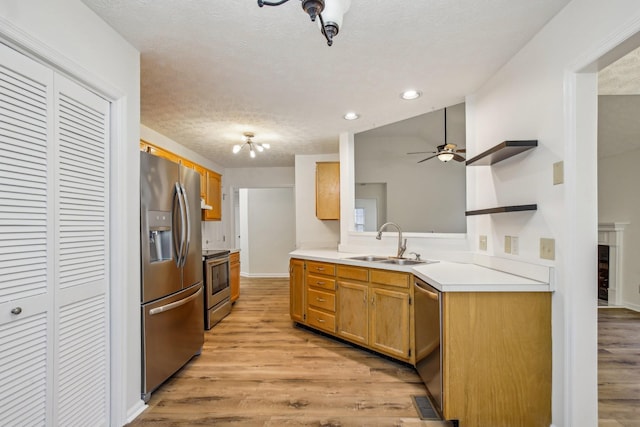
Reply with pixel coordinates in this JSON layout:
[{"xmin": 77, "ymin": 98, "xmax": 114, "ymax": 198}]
[
  {"xmin": 378, "ymin": 258, "xmax": 427, "ymax": 265},
  {"xmin": 347, "ymin": 255, "xmax": 389, "ymax": 262}
]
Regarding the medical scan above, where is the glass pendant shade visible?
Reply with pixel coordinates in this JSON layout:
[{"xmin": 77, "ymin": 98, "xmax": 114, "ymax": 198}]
[
  {"xmin": 233, "ymin": 144, "xmax": 242, "ymax": 154},
  {"xmin": 437, "ymin": 152, "xmax": 455, "ymax": 162}
]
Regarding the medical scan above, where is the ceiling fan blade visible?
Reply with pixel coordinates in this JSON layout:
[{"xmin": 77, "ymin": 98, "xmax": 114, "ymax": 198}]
[
  {"xmin": 452, "ymin": 153, "xmax": 466, "ymax": 162},
  {"xmin": 407, "ymin": 151, "xmax": 437, "ymax": 155},
  {"xmin": 417, "ymin": 154, "xmax": 438, "ymax": 163}
]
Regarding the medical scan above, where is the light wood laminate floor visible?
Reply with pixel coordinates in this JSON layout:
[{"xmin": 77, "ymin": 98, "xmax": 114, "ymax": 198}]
[
  {"xmin": 128, "ymin": 277, "xmax": 444, "ymax": 426},
  {"xmin": 599, "ymin": 307, "xmax": 640, "ymax": 427}
]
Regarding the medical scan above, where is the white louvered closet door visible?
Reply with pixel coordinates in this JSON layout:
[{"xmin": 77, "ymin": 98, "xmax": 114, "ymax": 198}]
[
  {"xmin": 0, "ymin": 42, "xmax": 110, "ymax": 426},
  {"xmin": 53, "ymin": 74, "xmax": 109, "ymax": 427}
]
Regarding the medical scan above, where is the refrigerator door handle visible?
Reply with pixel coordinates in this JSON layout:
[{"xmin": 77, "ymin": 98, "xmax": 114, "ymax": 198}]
[
  {"xmin": 180, "ymin": 183, "xmax": 191, "ymax": 268},
  {"xmin": 172, "ymin": 184, "xmax": 182, "ymax": 268},
  {"xmin": 148, "ymin": 286, "xmax": 203, "ymax": 316},
  {"xmin": 174, "ymin": 181, "xmax": 186, "ymax": 267}
]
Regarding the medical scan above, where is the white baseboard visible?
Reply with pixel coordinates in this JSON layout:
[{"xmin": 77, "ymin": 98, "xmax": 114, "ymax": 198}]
[
  {"xmin": 624, "ymin": 301, "xmax": 640, "ymax": 312},
  {"xmin": 126, "ymin": 400, "xmax": 147, "ymax": 424},
  {"xmin": 240, "ymin": 272, "xmax": 289, "ymax": 278}
]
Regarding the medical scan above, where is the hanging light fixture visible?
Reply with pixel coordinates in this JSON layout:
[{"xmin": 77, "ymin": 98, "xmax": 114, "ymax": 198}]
[
  {"xmin": 257, "ymin": 0, "xmax": 351, "ymax": 46},
  {"xmin": 232, "ymin": 132, "xmax": 270, "ymax": 158}
]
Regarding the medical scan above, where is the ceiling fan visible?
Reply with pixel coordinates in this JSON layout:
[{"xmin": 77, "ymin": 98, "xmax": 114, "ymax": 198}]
[{"xmin": 407, "ymin": 107, "xmax": 466, "ymax": 163}]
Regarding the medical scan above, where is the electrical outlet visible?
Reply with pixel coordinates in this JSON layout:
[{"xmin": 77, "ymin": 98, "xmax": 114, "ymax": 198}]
[
  {"xmin": 504, "ymin": 236, "xmax": 512, "ymax": 254},
  {"xmin": 511, "ymin": 236, "xmax": 519, "ymax": 255},
  {"xmin": 553, "ymin": 161, "xmax": 564, "ymax": 185},
  {"xmin": 540, "ymin": 238, "xmax": 555, "ymax": 260},
  {"xmin": 479, "ymin": 235, "xmax": 487, "ymax": 251}
]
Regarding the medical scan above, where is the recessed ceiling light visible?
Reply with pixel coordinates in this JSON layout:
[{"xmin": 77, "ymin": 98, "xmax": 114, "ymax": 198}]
[
  {"xmin": 401, "ymin": 90, "xmax": 422, "ymax": 100},
  {"xmin": 344, "ymin": 112, "xmax": 359, "ymax": 120}
]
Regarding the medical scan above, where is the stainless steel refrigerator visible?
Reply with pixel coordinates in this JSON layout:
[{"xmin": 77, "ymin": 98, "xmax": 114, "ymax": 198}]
[{"xmin": 140, "ymin": 151, "xmax": 204, "ymax": 402}]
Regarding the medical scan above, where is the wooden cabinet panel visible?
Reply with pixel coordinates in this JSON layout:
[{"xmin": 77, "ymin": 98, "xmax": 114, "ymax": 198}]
[
  {"xmin": 307, "ymin": 307, "xmax": 336, "ymax": 333},
  {"xmin": 308, "ymin": 288, "xmax": 336, "ymax": 312},
  {"xmin": 336, "ymin": 265, "xmax": 369, "ymax": 282},
  {"xmin": 306, "ymin": 261, "xmax": 336, "ymax": 276},
  {"xmin": 315, "ymin": 162, "xmax": 340, "ymax": 220},
  {"xmin": 193, "ymin": 164, "xmax": 207, "ymax": 199},
  {"xmin": 305, "ymin": 273, "xmax": 336, "ymax": 291},
  {"xmin": 370, "ymin": 269, "xmax": 410, "ymax": 289},
  {"xmin": 370, "ymin": 287, "xmax": 410, "ymax": 360},
  {"xmin": 337, "ymin": 280, "xmax": 368, "ymax": 345},
  {"xmin": 441, "ymin": 292, "xmax": 552, "ymax": 427},
  {"xmin": 289, "ymin": 259, "xmax": 305, "ymax": 322},
  {"xmin": 203, "ymin": 169, "xmax": 221, "ymax": 221},
  {"xmin": 230, "ymin": 252, "xmax": 240, "ymax": 303}
]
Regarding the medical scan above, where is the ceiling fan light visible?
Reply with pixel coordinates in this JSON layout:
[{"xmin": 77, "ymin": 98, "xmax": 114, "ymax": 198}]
[
  {"xmin": 262, "ymin": 143, "xmax": 271, "ymax": 149},
  {"xmin": 250, "ymin": 148, "xmax": 256, "ymax": 158},
  {"xmin": 232, "ymin": 144, "xmax": 242, "ymax": 154},
  {"xmin": 256, "ymin": 144, "xmax": 264, "ymax": 152},
  {"xmin": 437, "ymin": 152, "xmax": 455, "ymax": 162}
]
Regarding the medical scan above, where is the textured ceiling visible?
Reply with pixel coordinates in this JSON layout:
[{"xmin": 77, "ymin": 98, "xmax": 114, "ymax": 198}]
[{"xmin": 81, "ymin": 0, "xmax": 571, "ymax": 168}]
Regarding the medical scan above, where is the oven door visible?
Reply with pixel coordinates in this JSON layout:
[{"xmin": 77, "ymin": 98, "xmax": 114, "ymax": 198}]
[{"xmin": 205, "ymin": 257, "xmax": 230, "ymax": 309}]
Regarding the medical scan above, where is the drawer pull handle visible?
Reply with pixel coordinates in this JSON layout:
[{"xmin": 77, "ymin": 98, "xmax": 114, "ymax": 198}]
[
  {"xmin": 11, "ymin": 307, "xmax": 22, "ymax": 315},
  {"xmin": 316, "ymin": 267, "xmax": 324, "ymax": 271},
  {"xmin": 317, "ymin": 318, "xmax": 325, "ymax": 323},
  {"xmin": 316, "ymin": 281, "xmax": 325, "ymax": 285},
  {"xmin": 316, "ymin": 298, "xmax": 326, "ymax": 302}
]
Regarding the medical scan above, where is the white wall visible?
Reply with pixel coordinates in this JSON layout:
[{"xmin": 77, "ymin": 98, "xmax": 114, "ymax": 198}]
[
  {"xmin": 0, "ymin": 0, "xmax": 142, "ymax": 424},
  {"xmin": 240, "ymin": 188, "xmax": 295, "ymax": 276},
  {"xmin": 295, "ymin": 154, "xmax": 341, "ymax": 249},
  {"xmin": 599, "ymin": 146, "xmax": 640, "ymax": 311},
  {"xmin": 467, "ymin": 1, "xmax": 640, "ymax": 425}
]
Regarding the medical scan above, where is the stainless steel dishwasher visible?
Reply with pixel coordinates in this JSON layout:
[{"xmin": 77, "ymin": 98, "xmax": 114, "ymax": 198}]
[{"xmin": 414, "ymin": 277, "xmax": 443, "ymax": 417}]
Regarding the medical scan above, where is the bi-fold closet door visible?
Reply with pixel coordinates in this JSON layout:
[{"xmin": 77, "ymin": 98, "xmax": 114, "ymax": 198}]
[{"xmin": 0, "ymin": 42, "xmax": 110, "ymax": 426}]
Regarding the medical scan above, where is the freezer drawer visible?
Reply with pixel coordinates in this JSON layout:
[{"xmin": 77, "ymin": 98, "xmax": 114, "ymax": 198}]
[{"xmin": 141, "ymin": 282, "xmax": 204, "ymax": 402}]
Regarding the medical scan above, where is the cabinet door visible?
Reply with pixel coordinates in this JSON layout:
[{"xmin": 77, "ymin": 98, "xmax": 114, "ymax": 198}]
[
  {"xmin": 370, "ymin": 287, "xmax": 410, "ymax": 359},
  {"xmin": 193, "ymin": 164, "xmax": 207, "ymax": 199},
  {"xmin": 203, "ymin": 169, "xmax": 221, "ymax": 221},
  {"xmin": 230, "ymin": 253, "xmax": 240, "ymax": 302},
  {"xmin": 315, "ymin": 162, "xmax": 340, "ymax": 220},
  {"xmin": 337, "ymin": 281, "xmax": 368, "ymax": 345},
  {"xmin": 289, "ymin": 259, "xmax": 305, "ymax": 322}
]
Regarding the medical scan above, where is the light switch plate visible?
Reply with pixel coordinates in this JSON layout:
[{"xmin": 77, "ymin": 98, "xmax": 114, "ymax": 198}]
[
  {"xmin": 511, "ymin": 236, "xmax": 519, "ymax": 255},
  {"xmin": 504, "ymin": 236, "xmax": 512, "ymax": 254},
  {"xmin": 540, "ymin": 238, "xmax": 555, "ymax": 260},
  {"xmin": 553, "ymin": 161, "xmax": 564, "ymax": 185},
  {"xmin": 479, "ymin": 235, "xmax": 487, "ymax": 251}
]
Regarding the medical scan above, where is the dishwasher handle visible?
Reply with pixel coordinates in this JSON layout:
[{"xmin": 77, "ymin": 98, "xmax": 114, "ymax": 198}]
[{"xmin": 414, "ymin": 280, "xmax": 440, "ymax": 301}]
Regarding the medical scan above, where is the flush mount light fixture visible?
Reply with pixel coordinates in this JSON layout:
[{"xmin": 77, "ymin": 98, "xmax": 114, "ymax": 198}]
[
  {"xmin": 232, "ymin": 132, "xmax": 270, "ymax": 158},
  {"xmin": 257, "ymin": 0, "xmax": 351, "ymax": 46},
  {"xmin": 401, "ymin": 90, "xmax": 422, "ymax": 100},
  {"xmin": 343, "ymin": 112, "xmax": 359, "ymax": 120}
]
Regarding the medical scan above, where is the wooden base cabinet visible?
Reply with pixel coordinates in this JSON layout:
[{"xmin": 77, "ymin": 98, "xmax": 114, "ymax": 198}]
[
  {"xmin": 230, "ymin": 252, "xmax": 240, "ymax": 303},
  {"xmin": 336, "ymin": 280, "xmax": 368, "ymax": 345},
  {"xmin": 441, "ymin": 292, "xmax": 552, "ymax": 427},
  {"xmin": 369, "ymin": 287, "xmax": 410, "ymax": 359},
  {"xmin": 289, "ymin": 259, "xmax": 305, "ymax": 323}
]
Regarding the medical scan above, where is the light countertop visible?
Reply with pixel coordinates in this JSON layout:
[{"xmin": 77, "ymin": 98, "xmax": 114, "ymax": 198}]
[{"xmin": 290, "ymin": 249, "xmax": 551, "ymax": 293}]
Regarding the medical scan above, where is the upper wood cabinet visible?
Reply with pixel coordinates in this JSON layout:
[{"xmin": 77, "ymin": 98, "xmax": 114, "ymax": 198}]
[
  {"xmin": 203, "ymin": 170, "xmax": 221, "ymax": 221},
  {"xmin": 140, "ymin": 140, "xmax": 221, "ymax": 221},
  {"xmin": 316, "ymin": 162, "xmax": 340, "ymax": 220}
]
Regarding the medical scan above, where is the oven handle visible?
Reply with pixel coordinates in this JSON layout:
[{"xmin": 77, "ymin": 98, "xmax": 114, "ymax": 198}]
[{"xmin": 149, "ymin": 287, "xmax": 202, "ymax": 316}]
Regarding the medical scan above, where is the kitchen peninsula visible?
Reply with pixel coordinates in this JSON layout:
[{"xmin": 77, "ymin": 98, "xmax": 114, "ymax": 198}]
[{"xmin": 289, "ymin": 249, "xmax": 552, "ymax": 427}]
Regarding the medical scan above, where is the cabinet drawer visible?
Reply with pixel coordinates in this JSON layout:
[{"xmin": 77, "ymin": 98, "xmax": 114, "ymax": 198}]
[
  {"xmin": 308, "ymin": 288, "xmax": 335, "ymax": 312},
  {"xmin": 306, "ymin": 273, "xmax": 336, "ymax": 290},
  {"xmin": 337, "ymin": 265, "xmax": 369, "ymax": 282},
  {"xmin": 307, "ymin": 307, "xmax": 336, "ymax": 332},
  {"xmin": 370, "ymin": 269, "xmax": 410, "ymax": 289},
  {"xmin": 306, "ymin": 261, "xmax": 336, "ymax": 276}
]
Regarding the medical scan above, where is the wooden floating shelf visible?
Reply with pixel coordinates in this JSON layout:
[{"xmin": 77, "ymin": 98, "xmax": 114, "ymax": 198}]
[
  {"xmin": 465, "ymin": 204, "xmax": 538, "ymax": 216},
  {"xmin": 466, "ymin": 140, "xmax": 538, "ymax": 166}
]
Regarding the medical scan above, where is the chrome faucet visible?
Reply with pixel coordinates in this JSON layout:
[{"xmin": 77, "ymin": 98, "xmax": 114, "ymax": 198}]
[{"xmin": 376, "ymin": 222, "xmax": 407, "ymax": 259}]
